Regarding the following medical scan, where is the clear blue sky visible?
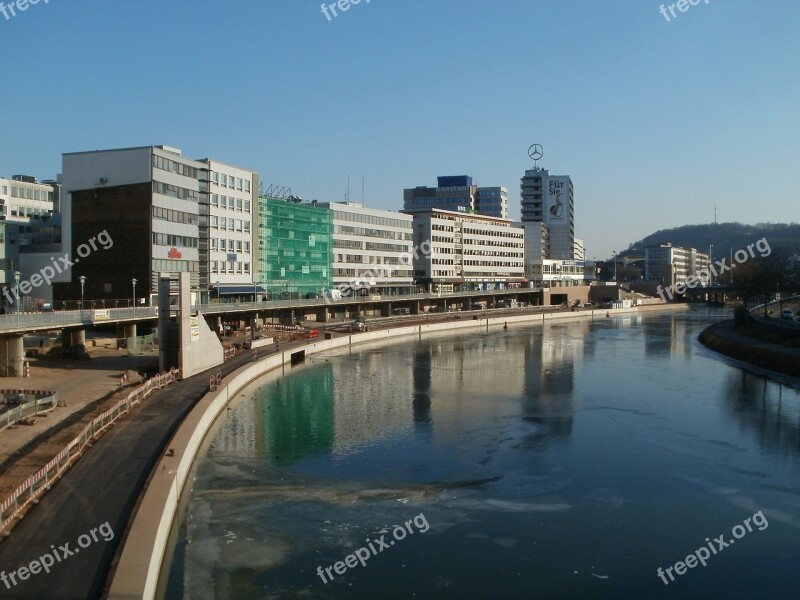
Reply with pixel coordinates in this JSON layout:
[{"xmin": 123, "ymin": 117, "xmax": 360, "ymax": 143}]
[{"xmin": 2, "ymin": 0, "xmax": 798, "ymax": 259}]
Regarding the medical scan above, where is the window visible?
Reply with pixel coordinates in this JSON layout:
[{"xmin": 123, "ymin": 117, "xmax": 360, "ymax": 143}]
[
  {"xmin": 237, "ymin": 178, "xmax": 243, "ymax": 190},
  {"xmin": 244, "ymin": 241, "xmax": 250, "ymax": 253},
  {"xmin": 221, "ymin": 174, "xmax": 227, "ymax": 187},
  {"xmin": 236, "ymin": 262, "xmax": 243, "ymax": 274},
  {"xmin": 211, "ymin": 194, "xmax": 219, "ymax": 207},
  {"xmin": 236, "ymin": 198, "xmax": 243, "ymax": 211},
  {"xmin": 244, "ymin": 200, "xmax": 250, "ymax": 213},
  {"xmin": 236, "ymin": 219, "xmax": 242, "ymax": 232},
  {"xmin": 220, "ymin": 217, "xmax": 227, "ymax": 229},
  {"xmin": 244, "ymin": 221, "xmax": 250, "ymax": 233},
  {"xmin": 220, "ymin": 239, "xmax": 227, "ymax": 251},
  {"xmin": 236, "ymin": 240, "xmax": 243, "ymax": 252},
  {"xmin": 211, "ymin": 261, "xmax": 218, "ymax": 273},
  {"xmin": 211, "ymin": 238, "xmax": 218, "ymax": 250},
  {"xmin": 244, "ymin": 263, "xmax": 250, "ymax": 274},
  {"xmin": 244, "ymin": 180, "xmax": 250, "ymax": 192},
  {"xmin": 211, "ymin": 172, "xmax": 219, "ymax": 184}
]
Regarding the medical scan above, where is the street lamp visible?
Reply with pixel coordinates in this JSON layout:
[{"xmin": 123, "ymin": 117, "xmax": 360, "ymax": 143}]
[
  {"xmin": 131, "ymin": 278, "xmax": 137, "ymax": 318},
  {"xmin": 14, "ymin": 271, "xmax": 21, "ymax": 326},
  {"xmin": 79, "ymin": 275, "xmax": 86, "ymax": 320},
  {"xmin": 708, "ymin": 244, "xmax": 714, "ymax": 285},
  {"xmin": 612, "ymin": 251, "xmax": 617, "ymax": 282}
]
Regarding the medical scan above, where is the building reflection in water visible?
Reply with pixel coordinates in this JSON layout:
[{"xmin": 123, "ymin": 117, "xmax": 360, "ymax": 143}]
[{"xmin": 724, "ymin": 370, "xmax": 800, "ymax": 458}]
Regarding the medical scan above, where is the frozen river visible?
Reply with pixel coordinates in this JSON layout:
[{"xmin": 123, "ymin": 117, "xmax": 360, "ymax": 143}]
[{"xmin": 164, "ymin": 308, "xmax": 800, "ymax": 599}]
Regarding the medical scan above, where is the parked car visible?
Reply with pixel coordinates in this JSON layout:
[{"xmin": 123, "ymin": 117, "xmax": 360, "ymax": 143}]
[{"xmin": 781, "ymin": 309, "xmax": 795, "ymax": 320}]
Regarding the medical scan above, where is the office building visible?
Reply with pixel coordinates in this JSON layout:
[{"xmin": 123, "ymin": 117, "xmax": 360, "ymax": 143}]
[
  {"xmin": 645, "ymin": 243, "xmax": 710, "ymax": 286},
  {"xmin": 404, "ymin": 176, "xmax": 508, "ymax": 219},
  {"xmin": 257, "ymin": 194, "xmax": 332, "ymax": 299},
  {"xmin": 520, "ymin": 167, "xmax": 574, "ymax": 259},
  {"xmin": 58, "ymin": 145, "xmax": 257, "ymax": 306},
  {"xmin": 321, "ymin": 201, "xmax": 414, "ymax": 296},
  {"xmin": 0, "ymin": 175, "xmax": 61, "ymax": 309},
  {"xmin": 410, "ymin": 209, "xmax": 524, "ymax": 292}
]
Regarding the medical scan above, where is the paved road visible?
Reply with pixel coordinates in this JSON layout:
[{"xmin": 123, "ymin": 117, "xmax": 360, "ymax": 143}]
[{"xmin": 0, "ymin": 350, "xmax": 258, "ymax": 600}]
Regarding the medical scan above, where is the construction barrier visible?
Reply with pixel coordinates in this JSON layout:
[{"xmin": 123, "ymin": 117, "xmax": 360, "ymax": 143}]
[{"xmin": 0, "ymin": 368, "xmax": 180, "ymax": 534}]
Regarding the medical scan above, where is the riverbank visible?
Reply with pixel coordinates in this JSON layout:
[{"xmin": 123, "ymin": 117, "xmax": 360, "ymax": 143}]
[
  {"xmin": 698, "ymin": 319, "xmax": 800, "ymax": 378},
  {"xmin": 107, "ymin": 303, "xmax": 687, "ymax": 600}
]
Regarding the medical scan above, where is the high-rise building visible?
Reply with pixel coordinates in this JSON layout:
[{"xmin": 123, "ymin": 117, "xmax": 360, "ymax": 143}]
[
  {"xmin": 520, "ymin": 167, "xmax": 574, "ymax": 259},
  {"xmin": 404, "ymin": 176, "xmax": 508, "ymax": 219}
]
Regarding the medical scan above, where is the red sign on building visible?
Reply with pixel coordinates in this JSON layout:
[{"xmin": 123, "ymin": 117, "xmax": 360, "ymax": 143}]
[{"xmin": 168, "ymin": 247, "xmax": 182, "ymax": 259}]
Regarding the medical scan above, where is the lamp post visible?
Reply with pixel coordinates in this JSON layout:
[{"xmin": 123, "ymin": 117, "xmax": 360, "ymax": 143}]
[
  {"xmin": 14, "ymin": 271, "xmax": 21, "ymax": 326},
  {"xmin": 131, "ymin": 278, "xmax": 137, "ymax": 318},
  {"xmin": 708, "ymin": 244, "xmax": 713, "ymax": 285},
  {"xmin": 612, "ymin": 251, "xmax": 617, "ymax": 282},
  {"xmin": 79, "ymin": 275, "xmax": 86, "ymax": 320}
]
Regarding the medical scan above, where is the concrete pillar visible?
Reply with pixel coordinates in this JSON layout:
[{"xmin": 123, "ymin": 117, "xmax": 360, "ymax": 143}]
[
  {"xmin": 124, "ymin": 324, "xmax": 137, "ymax": 339},
  {"xmin": 62, "ymin": 329, "xmax": 86, "ymax": 348},
  {"xmin": 158, "ymin": 274, "xmax": 172, "ymax": 373},
  {"xmin": 0, "ymin": 335, "xmax": 24, "ymax": 377}
]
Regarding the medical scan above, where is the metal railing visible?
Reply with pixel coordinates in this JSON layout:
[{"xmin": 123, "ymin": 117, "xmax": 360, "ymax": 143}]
[
  {"xmin": 0, "ymin": 391, "xmax": 59, "ymax": 431},
  {"xmin": 0, "ymin": 368, "xmax": 180, "ymax": 534}
]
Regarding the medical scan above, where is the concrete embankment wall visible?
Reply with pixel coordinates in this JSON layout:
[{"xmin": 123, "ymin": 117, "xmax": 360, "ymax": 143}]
[
  {"xmin": 107, "ymin": 303, "xmax": 685, "ymax": 600},
  {"xmin": 698, "ymin": 321, "xmax": 800, "ymax": 378}
]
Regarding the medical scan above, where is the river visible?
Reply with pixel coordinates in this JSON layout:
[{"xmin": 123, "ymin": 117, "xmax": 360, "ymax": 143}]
[{"xmin": 163, "ymin": 308, "xmax": 800, "ymax": 599}]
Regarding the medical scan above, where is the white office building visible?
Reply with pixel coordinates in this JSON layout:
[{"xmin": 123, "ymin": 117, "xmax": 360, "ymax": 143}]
[
  {"xmin": 410, "ymin": 209, "xmax": 524, "ymax": 292},
  {"xmin": 0, "ymin": 175, "xmax": 60, "ymax": 309},
  {"xmin": 203, "ymin": 159, "xmax": 259, "ymax": 300},
  {"xmin": 526, "ymin": 259, "xmax": 595, "ymax": 288},
  {"xmin": 321, "ymin": 201, "xmax": 414, "ymax": 295},
  {"xmin": 520, "ymin": 167, "xmax": 575, "ymax": 260},
  {"xmin": 645, "ymin": 244, "xmax": 710, "ymax": 286},
  {"xmin": 60, "ymin": 145, "xmax": 258, "ymax": 304}
]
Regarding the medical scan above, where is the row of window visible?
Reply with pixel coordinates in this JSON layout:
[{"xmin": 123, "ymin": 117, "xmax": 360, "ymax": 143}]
[
  {"xmin": 153, "ymin": 155, "xmax": 203, "ymax": 180},
  {"xmin": 210, "ymin": 215, "xmax": 251, "ymax": 233},
  {"xmin": 210, "ymin": 171, "xmax": 251, "ymax": 192},
  {"xmin": 210, "ymin": 194, "xmax": 251, "ymax": 212},
  {"xmin": 334, "ymin": 225, "xmax": 411, "ymax": 240},
  {"xmin": 153, "ymin": 233, "xmax": 199, "ymax": 248},
  {"xmin": 334, "ymin": 211, "xmax": 411, "ymax": 229},
  {"xmin": 211, "ymin": 261, "xmax": 251, "ymax": 274},
  {"xmin": 2, "ymin": 185, "xmax": 54, "ymax": 202},
  {"xmin": 152, "ymin": 206, "xmax": 199, "ymax": 225},
  {"xmin": 211, "ymin": 239, "xmax": 250, "ymax": 254},
  {"xmin": 463, "ymin": 228, "xmax": 522, "ymax": 238},
  {"xmin": 153, "ymin": 180, "xmax": 203, "ymax": 202}
]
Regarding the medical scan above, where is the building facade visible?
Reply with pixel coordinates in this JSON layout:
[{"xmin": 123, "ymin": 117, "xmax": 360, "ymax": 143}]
[
  {"xmin": 645, "ymin": 243, "xmax": 710, "ymax": 286},
  {"xmin": 204, "ymin": 159, "xmax": 259, "ymax": 301},
  {"xmin": 0, "ymin": 175, "xmax": 60, "ymax": 309},
  {"xmin": 404, "ymin": 176, "xmax": 508, "ymax": 219},
  {"xmin": 321, "ymin": 201, "xmax": 413, "ymax": 296},
  {"xmin": 526, "ymin": 259, "xmax": 595, "ymax": 288},
  {"xmin": 59, "ymin": 145, "xmax": 257, "ymax": 305},
  {"xmin": 410, "ymin": 209, "xmax": 524, "ymax": 292},
  {"xmin": 257, "ymin": 195, "xmax": 332, "ymax": 299},
  {"xmin": 520, "ymin": 167, "xmax": 575, "ymax": 260}
]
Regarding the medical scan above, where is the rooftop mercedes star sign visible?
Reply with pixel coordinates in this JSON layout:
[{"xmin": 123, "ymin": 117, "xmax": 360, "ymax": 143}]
[{"xmin": 528, "ymin": 144, "xmax": 543, "ymax": 164}]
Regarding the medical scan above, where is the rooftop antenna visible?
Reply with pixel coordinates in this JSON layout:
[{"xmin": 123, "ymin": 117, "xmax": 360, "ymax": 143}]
[
  {"xmin": 347, "ymin": 174, "xmax": 350, "ymax": 203},
  {"xmin": 714, "ymin": 202, "xmax": 717, "ymax": 224},
  {"xmin": 362, "ymin": 176, "xmax": 365, "ymax": 206}
]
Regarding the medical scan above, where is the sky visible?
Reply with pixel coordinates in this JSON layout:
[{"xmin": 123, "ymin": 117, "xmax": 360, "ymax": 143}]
[{"xmin": 1, "ymin": 0, "xmax": 798, "ymax": 259}]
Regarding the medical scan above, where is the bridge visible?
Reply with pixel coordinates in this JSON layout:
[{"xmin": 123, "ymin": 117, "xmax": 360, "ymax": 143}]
[{"xmin": 0, "ymin": 287, "xmax": 555, "ymax": 376}]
